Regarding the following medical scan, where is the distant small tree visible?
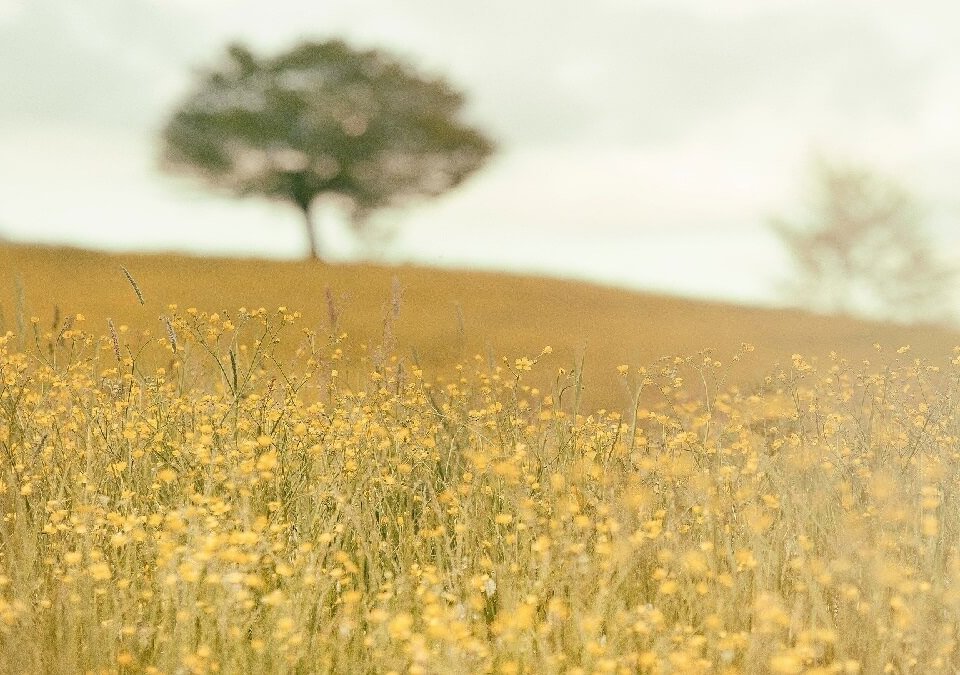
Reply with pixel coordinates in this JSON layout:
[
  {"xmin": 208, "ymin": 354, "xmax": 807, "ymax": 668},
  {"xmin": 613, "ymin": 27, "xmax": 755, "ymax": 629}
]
[
  {"xmin": 160, "ymin": 40, "xmax": 495, "ymax": 259},
  {"xmin": 771, "ymin": 160, "xmax": 955, "ymax": 324}
]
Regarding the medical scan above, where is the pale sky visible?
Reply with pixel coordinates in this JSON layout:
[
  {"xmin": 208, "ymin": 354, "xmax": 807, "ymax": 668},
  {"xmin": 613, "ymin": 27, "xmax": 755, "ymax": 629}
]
[{"xmin": 2, "ymin": 0, "xmax": 960, "ymax": 306}]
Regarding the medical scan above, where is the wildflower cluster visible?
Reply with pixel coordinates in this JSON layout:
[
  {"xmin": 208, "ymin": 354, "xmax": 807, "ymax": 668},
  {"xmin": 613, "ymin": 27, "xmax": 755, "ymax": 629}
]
[{"xmin": 1, "ymin": 311, "xmax": 960, "ymax": 673}]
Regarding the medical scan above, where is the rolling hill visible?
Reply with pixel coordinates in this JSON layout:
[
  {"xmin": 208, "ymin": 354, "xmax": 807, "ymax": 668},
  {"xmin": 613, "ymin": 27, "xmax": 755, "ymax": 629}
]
[{"xmin": 1, "ymin": 242, "xmax": 956, "ymax": 409}]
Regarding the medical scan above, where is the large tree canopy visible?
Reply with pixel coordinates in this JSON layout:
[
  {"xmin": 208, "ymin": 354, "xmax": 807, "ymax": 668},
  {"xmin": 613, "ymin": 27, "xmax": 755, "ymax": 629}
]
[{"xmin": 160, "ymin": 40, "xmax": 495, "ymax": 259}]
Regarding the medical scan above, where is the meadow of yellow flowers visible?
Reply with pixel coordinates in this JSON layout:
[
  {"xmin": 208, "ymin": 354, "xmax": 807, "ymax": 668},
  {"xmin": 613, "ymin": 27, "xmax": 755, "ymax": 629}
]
[{"xmin": 2, "ymin": 296, "xmax": 960, "ymax": 674}]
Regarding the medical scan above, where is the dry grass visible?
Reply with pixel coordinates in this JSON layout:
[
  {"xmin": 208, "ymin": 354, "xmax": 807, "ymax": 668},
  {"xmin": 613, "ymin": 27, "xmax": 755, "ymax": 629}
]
[
  {"xmin": 3, "ymin": 243, "xmax": 960, "ymax": 673},
  {"xmin": 1, "ymin": 242, "xmax": 958, "ymax": 411},
  {"xmin": 1, "ymin": 301, "xmax": 960, "ymax": 672}
]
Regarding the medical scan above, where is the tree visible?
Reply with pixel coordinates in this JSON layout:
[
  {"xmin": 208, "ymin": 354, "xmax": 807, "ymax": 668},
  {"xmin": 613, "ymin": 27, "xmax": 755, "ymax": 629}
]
[
  {"xmin": 771, "ymin": 160, "xmax": 956, "ymax": 324},
  {"xmin": 160, "ymin": 40, "xmax": 495, "ymax": 260}
]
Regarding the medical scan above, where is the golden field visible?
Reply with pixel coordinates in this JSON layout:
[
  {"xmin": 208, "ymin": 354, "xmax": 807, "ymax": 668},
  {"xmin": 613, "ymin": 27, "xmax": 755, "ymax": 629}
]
[
  {"xmin": 2, "ymin": 242, "xmax": 959, "ymax": 411},
  {"xmin": 2, "ymin": 243, "xmax": 960, "ymax": 673}
]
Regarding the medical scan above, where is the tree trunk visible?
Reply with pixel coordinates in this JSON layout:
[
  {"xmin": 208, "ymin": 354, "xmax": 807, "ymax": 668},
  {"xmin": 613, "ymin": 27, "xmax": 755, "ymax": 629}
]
[{"xmin": 301, "ymin": 202, "xmax": 320, "ymax": 260}]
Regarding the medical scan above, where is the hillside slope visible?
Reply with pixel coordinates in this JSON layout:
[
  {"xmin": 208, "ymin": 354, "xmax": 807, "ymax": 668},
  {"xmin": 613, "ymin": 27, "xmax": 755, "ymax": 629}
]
[{"xmin": 1, "ymin": 243, "xmax": 956, "ymax": 409}]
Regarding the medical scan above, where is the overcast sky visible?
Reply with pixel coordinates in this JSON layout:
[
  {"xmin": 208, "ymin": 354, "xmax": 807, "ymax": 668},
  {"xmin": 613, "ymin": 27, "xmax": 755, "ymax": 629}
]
[{"xmin": 2, "ymin": 0, "xmax": 960, "ymax": 306}]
